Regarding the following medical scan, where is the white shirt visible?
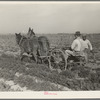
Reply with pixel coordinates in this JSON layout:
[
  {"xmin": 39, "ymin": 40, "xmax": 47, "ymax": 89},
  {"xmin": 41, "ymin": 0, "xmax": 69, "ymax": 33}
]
[
  {"xmin": 71, "ymin": 37, "xmax": 83, "ymax": 51},
  {"xmin": 81, "ymin": 39, "xmax": 93, "ymax": 51}
]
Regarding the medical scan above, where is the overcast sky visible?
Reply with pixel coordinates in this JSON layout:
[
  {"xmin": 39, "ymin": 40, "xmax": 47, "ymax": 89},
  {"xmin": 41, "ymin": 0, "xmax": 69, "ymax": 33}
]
[{"xmin": 0, "ymin": 2, "xmax": 100, "ymax": 34}]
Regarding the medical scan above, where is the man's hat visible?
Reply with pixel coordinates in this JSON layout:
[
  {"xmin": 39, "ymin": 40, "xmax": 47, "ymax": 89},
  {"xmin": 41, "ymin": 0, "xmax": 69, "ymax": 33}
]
[{"xmin": 75, "ymin": 31, "xmax": 81, "ymax": 36}]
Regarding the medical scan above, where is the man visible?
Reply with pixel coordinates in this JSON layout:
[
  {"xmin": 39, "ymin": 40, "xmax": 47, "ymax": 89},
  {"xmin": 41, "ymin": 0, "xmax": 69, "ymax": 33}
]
[
  {"xmin": 65, "ymin": 31, "xmax": 83, "ymax": 60},
  {"xmin": 82, "ymin": 34, "xmax": 92, "ymax": 51},
  {"xmin": 81, "ymin": 34, "xmax": 93, "ymax": 62}
]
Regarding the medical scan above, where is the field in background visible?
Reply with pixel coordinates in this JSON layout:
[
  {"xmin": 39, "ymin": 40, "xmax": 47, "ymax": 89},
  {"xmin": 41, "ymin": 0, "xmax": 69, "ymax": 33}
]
[
  {"xmin": 0, "ymin": 33, "xmax": 100, "ymax": 51},
  {"xmin": 0, "ymin": 33, "xmax": 100, "ymax": 61},
  {"xmin": 0, "ymin": 33, "xmax": 100, "ymax": 91},
  {"xmin": 0, "ymin": 34, "xmax": 19, "ymax": 52},
  {"xmin": 0, "ymin": 33, "xmax": 100, "ymax": 62}
]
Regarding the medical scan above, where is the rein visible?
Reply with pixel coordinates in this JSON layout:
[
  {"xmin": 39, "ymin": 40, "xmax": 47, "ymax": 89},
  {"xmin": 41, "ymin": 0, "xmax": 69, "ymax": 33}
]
[{"xmin": 18, "ymin": 36, "xmax": 24, "ymax": 46}]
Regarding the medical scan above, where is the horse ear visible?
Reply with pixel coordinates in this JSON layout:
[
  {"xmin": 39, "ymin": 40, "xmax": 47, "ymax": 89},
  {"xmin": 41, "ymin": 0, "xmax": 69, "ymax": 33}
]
[
  {"xmin": 32, "ymin": 29, "xmax": 33, "ymax": 32},
  {"xmin": 28, "ymin": 27, "xmax": 31, "ymax": 32},
  {"xmin": 19, "ymin": 33, "xmax": 21, "ymax": 35},
  {"xmin": 15, "ymin": 33, "xmax": 17, "ymax": 35}
]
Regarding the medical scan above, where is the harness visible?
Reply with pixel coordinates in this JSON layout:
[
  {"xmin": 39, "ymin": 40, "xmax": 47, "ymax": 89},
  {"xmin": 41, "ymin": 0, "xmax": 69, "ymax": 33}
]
[
  {"xmin": 18, "ymin": 36, "xmax": 32, "ymax": 54},
  {"xmin": 18, "ymin": 36, "xmax": 24, "ymax": 46}
]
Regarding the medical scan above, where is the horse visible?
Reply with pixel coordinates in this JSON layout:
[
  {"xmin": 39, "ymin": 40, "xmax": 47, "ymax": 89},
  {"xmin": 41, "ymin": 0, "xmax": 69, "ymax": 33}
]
[
  {"xmin": 27, "ymin": 28, "xmax": 50, "ymax": 62},
  {"xmin": 15, "ymin": 33, "xmax": 39, "ymax": 63},
  {"xmin": 15, "ymin": 27, "xmax": 50, "ymax": 64},
  {"xmin": 26, "ymin": 27, "xmax": 50, "ymax": 55}
]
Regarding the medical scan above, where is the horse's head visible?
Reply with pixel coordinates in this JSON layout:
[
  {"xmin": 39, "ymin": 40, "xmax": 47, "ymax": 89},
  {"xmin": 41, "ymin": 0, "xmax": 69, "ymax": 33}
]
[
  {"xmin": 31, "ymin": 29, "xmax": 35, "ymax": 36},
  {"xmin": 27, "ymin": 27, "xmax": 35, "ymax": 38},
  {"xmin": 15, "ymin": 33, "xmax": 23, "ymax": 45},
  {"xmin": 28, "ymin": 27, "xmax": 31, "ymax": 33}
]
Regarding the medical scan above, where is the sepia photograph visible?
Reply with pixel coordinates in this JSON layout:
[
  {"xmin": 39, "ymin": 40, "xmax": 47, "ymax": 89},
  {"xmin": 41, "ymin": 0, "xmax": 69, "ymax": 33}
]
[{"xmin": 0, "ymin": 1, "xmax": 100, "ymax": 99}]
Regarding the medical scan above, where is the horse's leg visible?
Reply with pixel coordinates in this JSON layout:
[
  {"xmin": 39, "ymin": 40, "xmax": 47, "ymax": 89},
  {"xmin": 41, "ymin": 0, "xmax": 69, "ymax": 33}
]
[
  {"xmin": 35, "ymin": 54, "xmax": 38, "ymax": 64},
  {"xmin": 37, "ymin": 47, "xmax": 43, "ymax": 64},
  {"xmin": 32, "ymin": 49, "xmax": 38, "ymax": 63},
  {"xmin": 37, "ymin": 55, "xmax": 42, "ymax": 64},
  {"xmin": 20, "ymin": 48, "xmax": 24, "ymax": 61}
]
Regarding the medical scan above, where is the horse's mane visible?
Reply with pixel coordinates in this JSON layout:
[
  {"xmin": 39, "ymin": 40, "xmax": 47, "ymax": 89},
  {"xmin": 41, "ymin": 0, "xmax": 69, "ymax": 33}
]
[
  {"xmin": 38, "ymin": 36, "xmax": 49, "ymax": 43},
  {"xmin": 38, "ymin": 36, "xmax": 50, "ymax": 51}
]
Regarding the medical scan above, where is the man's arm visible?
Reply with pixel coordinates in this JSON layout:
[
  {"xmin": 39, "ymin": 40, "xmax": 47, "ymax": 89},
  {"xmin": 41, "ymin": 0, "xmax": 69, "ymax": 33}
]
[
  {"xmin": 87, "ymin": 40, "xmax": 93, "ymax": 51},
  {"xmin": 71, "ymin": 40, "xmax": 77, "ymax": 50}
]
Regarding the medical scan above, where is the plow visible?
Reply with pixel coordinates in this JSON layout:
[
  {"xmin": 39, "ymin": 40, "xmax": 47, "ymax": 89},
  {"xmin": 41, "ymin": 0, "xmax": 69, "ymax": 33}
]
[
  {"xmin": 37, "ymin": 46, "xmax": 96, "ymax": 73},
  {"xmin": 15, "ymin": 32, "xmax": 98, "ymax": 74}
]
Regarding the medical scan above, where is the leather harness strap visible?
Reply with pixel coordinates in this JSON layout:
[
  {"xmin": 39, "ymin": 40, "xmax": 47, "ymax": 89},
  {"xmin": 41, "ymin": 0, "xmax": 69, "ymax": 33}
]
[{"xmin": 19, "ymin": 36, "xmax": 24, "ymax": 46}]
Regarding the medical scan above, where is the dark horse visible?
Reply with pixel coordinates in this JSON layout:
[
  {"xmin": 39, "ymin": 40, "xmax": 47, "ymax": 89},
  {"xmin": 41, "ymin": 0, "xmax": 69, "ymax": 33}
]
[
  {"xmin": 38, "ymin": 36, "xmax": 50, "ymax": 56},
  {"xmin": 15, "ymin": 33, "xmax": 39, "ymax": 63}
]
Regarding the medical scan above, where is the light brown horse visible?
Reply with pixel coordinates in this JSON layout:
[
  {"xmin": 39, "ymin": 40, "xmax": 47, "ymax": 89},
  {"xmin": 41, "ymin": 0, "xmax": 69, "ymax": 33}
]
[{"xmin": 27, "ymin": 27, "xmax": 50, "ymax": 57}]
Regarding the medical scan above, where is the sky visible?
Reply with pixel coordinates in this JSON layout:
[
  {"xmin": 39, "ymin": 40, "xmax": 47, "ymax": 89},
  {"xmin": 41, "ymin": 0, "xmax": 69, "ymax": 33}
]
[{"xmin": 0, "ymin": 1, "xmax": 100, "ymax": 34}]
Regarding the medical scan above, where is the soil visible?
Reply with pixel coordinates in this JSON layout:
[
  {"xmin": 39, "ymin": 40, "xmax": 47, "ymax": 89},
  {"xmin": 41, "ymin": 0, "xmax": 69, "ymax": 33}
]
[{"xmin": 0, "ymin": 52, "xmax": 100, "ymax": 91}]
